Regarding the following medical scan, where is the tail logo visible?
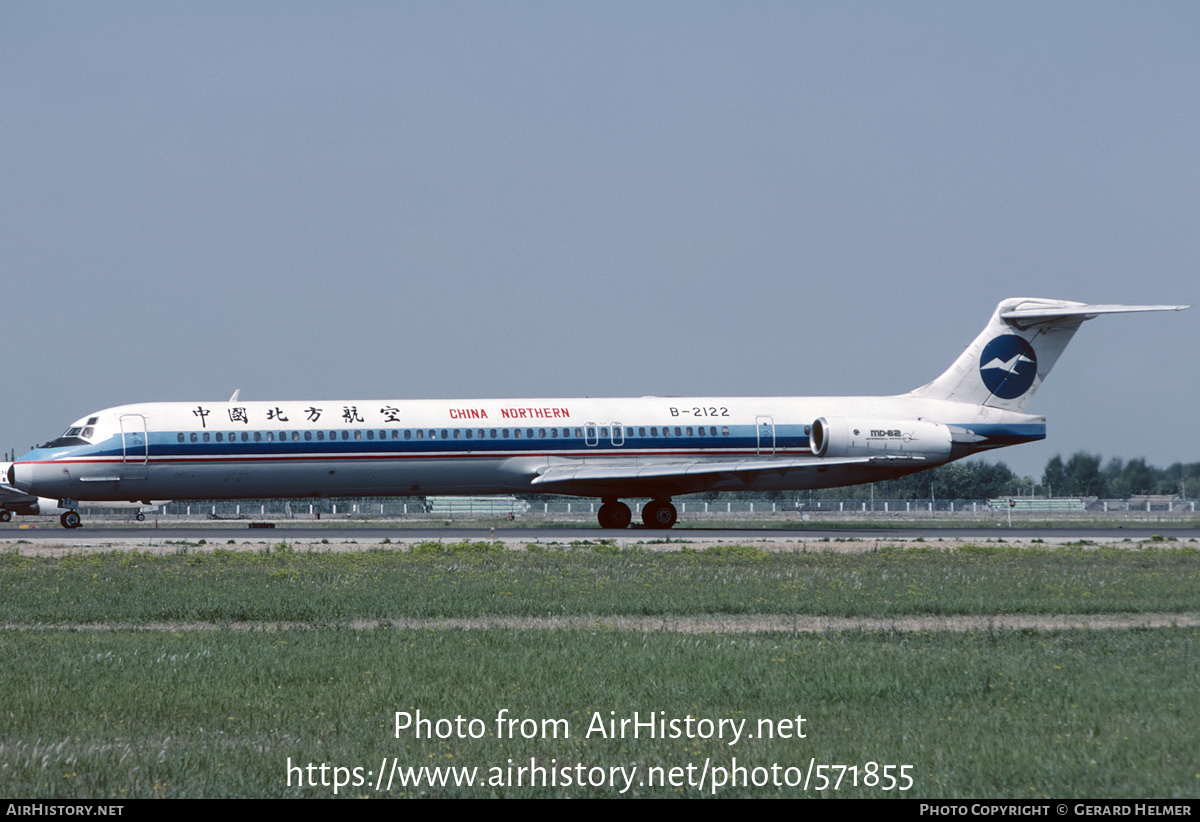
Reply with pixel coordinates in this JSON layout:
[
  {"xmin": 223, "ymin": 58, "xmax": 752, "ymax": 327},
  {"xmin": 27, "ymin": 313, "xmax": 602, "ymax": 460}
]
[{"xmin": 979, "ymin": 335, "xmax": 1038, "ymax": 399}]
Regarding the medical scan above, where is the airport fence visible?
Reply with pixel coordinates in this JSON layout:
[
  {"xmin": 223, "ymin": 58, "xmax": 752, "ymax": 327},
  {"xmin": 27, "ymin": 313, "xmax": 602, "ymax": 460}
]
[{"xmin": 74, "ymin": 495, "xmax": 1199, "ymax": 523}]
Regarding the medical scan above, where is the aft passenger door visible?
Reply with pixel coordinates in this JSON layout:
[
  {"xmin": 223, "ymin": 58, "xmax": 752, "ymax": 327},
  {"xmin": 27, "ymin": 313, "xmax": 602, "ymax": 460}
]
[
  {"xmin": 755, "ymin": 415, "xmax": 776, "ymax": 455},
  {"xmin": 120, "ymin": 414, "xmax": 149, "ymax": 480}
]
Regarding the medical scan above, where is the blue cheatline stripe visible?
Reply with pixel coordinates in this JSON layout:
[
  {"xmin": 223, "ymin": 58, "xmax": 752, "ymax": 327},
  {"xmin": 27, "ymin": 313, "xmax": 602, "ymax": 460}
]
[{"xmin": 20, "ymin": 421, "xmax": 1045, "ymax": 464}]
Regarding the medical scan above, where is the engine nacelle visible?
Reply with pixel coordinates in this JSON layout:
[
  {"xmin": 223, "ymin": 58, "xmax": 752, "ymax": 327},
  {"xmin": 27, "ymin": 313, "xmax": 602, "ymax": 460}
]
[{"xmin": 810, "ymin": 417, "xmax": 953, "ymax": 459}]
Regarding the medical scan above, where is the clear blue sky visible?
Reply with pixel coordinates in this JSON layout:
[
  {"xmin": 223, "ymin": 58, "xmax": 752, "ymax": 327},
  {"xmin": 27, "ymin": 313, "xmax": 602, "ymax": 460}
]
[{"xmin": 3, "ymin": 2, "xmax": 1196, "ymax": 479}]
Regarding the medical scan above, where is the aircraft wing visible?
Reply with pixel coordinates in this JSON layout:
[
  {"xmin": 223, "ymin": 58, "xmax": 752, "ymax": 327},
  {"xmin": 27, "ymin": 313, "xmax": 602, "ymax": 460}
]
[
  {"xmin": 529, "ymin": 454, "xmax": 925, "ymax": 495},
  {"xmin": 0, "ymin": 485, "xmax": 36, "ymax": 504},
  {"xmin": 0, "ymin": 483, "xmax": 39, "ymax": 512}
]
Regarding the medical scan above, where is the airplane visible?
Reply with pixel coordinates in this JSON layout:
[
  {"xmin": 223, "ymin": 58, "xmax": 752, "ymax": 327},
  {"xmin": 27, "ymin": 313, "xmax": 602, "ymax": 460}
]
[{"xmin": 6, "ymin": 298, "xmax": 1187, "ymax": 529}]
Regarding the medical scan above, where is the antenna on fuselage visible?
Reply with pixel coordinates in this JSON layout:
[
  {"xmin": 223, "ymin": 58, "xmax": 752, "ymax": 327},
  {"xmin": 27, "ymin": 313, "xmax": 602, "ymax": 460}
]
[{"xmin": 229, "ymin": 389, "xmax": 241, "ymax": 403}]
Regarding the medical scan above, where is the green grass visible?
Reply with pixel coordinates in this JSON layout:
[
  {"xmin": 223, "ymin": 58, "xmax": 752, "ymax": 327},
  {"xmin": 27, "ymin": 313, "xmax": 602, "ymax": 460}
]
[
  {"xmin": 0, "ymin": 542, "xmax": 1196, "ymax": 798},
  {"xmin": 0, "ymin": 628, "xmax": 1195, "ymax": 798},
  {"xmin": 0, "ymin": 542, "xmax": 1196, "ymax": 623}
]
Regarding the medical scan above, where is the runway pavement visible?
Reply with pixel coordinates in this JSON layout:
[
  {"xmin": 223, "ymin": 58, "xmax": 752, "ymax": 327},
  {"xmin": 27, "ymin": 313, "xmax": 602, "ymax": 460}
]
[{"xmin": 2, "ymin": 522, "xmax": 1197, "ymax": 546}]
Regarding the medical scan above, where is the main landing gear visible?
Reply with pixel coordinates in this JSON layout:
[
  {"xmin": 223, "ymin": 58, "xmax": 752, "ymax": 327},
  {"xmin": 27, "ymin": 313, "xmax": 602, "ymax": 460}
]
[
  {"xmin": 596, "ymin": 498, "xmax": 678, "ymax": 529},
  {"xmin": 641, "ymin": 499, "xmax": 678, "ymax": 529},
  {"xmin": 60, "ymin": 511, "xmax": 82, "ymax": 529},
  {"xmin": 597, "ymin": 500, "xmax": 632, "ymax": 529}
]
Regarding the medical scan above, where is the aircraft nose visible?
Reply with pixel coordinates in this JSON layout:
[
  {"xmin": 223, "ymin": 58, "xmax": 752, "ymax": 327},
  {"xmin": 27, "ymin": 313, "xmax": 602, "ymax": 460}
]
[{"xmin": 9, "ymin": 461, "xmax": 32, "ymax": 491}]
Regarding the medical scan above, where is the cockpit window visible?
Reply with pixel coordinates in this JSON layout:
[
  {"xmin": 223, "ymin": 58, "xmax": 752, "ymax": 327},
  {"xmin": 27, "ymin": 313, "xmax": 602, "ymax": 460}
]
[{"xmin": 40, "ymin": 424, "xmax": 96, "ymax": 449}]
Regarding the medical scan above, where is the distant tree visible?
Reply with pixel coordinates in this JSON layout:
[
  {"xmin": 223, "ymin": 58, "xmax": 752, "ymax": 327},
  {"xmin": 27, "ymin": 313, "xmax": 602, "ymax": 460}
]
[
  {"xmin": 1118, "ymin": 457, "xmax": 1155, "ymax": 496},
  {"xmin": 1165, "ymin": 462, "xmax": 1200, "ymax": 497},
  {"xmin": 1042, "ymin": 452, "xmax": 1198, "ymax": 498},
  {"xmin": 1063, "ymin": 452, "xmax": 1105, "ymax": 497},
  {"xmin": 1042, "ymin": 454, "xmax": 1067, "ymax": 497}
]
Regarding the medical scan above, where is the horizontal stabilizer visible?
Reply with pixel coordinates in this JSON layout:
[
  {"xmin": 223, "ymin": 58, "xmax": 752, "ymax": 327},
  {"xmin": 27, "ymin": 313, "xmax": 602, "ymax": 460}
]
[{"xmin": 1000, "ymin": 303, "xmax": 1188, "ymax": 327}]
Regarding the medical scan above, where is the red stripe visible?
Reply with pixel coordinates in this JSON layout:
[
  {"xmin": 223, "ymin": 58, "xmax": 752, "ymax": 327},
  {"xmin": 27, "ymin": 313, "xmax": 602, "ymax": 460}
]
[{"xmin": 21, "ymin": 448, "xmax": 812, "ymax": 467}]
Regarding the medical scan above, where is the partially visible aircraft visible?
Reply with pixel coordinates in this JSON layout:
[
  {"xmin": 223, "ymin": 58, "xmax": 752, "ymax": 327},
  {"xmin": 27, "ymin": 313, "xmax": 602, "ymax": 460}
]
[{"xmin": 7, "ymin": 298, "xmax": 1187, "ymax": 529}]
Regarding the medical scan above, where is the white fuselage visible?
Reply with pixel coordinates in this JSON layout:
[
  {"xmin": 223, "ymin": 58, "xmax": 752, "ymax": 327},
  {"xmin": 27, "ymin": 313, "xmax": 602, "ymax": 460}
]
[{"xmin": 9, "ymin": 394, "xmax": 1044, "ymax": 503}]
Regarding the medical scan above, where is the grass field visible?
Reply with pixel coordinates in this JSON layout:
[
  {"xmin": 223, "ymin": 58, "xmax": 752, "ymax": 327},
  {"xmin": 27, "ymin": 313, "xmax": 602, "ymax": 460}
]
[{"xmin": 0, "ymin": 539, "xmax": 1196, "ymax": 798}]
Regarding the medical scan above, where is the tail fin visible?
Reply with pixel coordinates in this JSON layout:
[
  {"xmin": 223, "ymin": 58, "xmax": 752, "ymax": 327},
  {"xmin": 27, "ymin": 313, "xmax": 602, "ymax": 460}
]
[{"xmin": 908, "ymin": 297, "xmax": 1188, "ymax": 412}]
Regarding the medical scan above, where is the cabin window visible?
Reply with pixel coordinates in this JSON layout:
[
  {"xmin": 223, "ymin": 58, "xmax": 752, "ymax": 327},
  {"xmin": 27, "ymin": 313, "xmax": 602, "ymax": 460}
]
[
  {"xmin": 404, "ymin": 430, "xmax": 412, "ymax": 440},
  {"xmin": 317, "ymin": 431, "xmax": 324, "ymax": 441},
  {"xmin": 502, "ymin": 429, "xmax": 510, "ymax": 438},
  {"xmin": 721, "ymin": 427, "xmax": 730, "ymax": 436},
  {"xmin": 353, "ymin": 430, "xmax": 361, "ymax": 440},
  {"xmin": 538, "ymin": 428, "xmax": 546, "ymax": 438},
  {"xmin": 305, "ymin": 431, "xmax": 313, "ymax": 441},
  {"xmin": 366, "ymin": 430, "xmax": 374, "ymax": 440},
  {"xmin": 686, "ymin": 427, "xmax": 693, "ymax": 437},
  {"xmin": 177, "ymin": 434, "xmax": 185, "ymax": 443},
  {"xmin": 215, "ymin": 433, "xmax": 223, "ymax": 442},
  {"xmin": 203, "ymin": 433, "xmax": 210, "ymax": 443},
  {"xmin": 441, "ymin": 429, "xmax": 448, "ymax": 440},
  {"xmin": 514, "ymin": 428, "xmax": 522, "ymax": 439},
  {"xmin": 416, "ymin": 430, "xmax": 424, "ymax": 440}
]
